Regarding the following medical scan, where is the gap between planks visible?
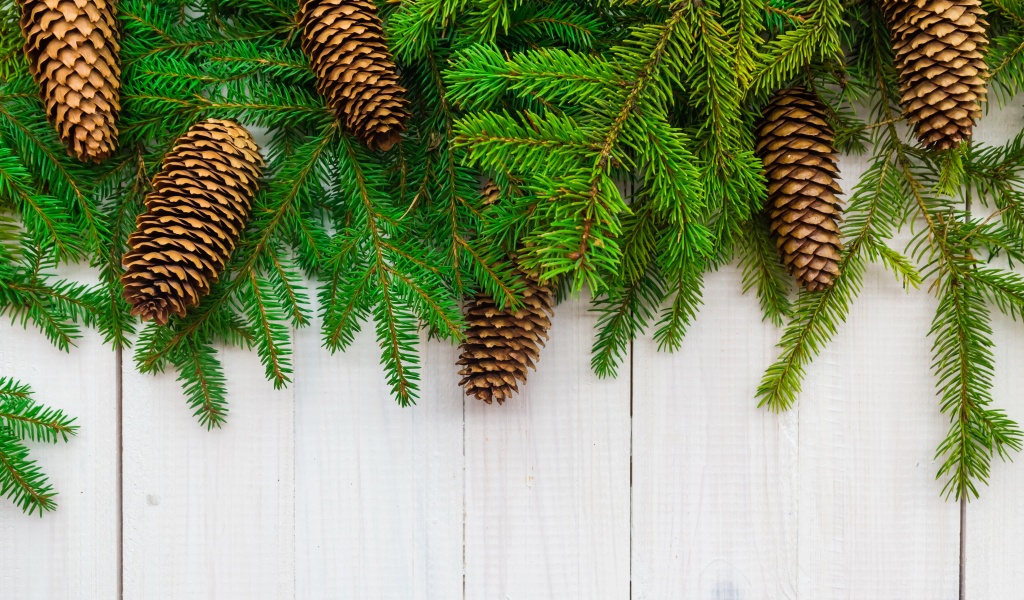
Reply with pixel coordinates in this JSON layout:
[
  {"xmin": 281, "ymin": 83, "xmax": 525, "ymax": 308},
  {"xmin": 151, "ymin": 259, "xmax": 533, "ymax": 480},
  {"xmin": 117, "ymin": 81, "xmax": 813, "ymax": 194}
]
[{"xmin": 116, "ymin": 344, "xmax": 124, "ymax": 600}]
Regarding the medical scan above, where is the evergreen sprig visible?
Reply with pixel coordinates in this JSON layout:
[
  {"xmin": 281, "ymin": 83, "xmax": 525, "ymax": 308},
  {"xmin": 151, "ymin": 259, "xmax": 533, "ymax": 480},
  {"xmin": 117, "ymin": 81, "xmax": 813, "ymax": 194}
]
[
  {"xmin": 0, "ymin": 0, "xmax": 1023, "ymax": 503},
  {"xmin": 0, "ymin": 377, "xmax": 77, "ymax": 514},
  {"xmin": 445, "ymin": 0, "xmax": 1024, "ymax": 500}
]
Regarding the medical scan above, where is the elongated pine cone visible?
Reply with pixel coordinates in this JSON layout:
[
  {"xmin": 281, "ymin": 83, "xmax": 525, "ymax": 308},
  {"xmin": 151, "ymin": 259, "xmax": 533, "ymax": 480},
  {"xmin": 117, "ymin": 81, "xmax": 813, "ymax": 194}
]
[
  {"xmin": 121, "ymin": 119, "xmax": 264, "ymax": 324},
  {"xmin": 756, "ymin": 87, "xmax": 843, "ymax": 292},
  {"xmin": 457, "ymin": 271, "xmax": 554, "ymax": 404},
  {"xmin": 298, "ymin": 0, "xmax": 410, "ymax": 151},
  {"xmin": 883, "ymin": 0, "xmax": 989, "ymax": 150},
  {"xmin": 19, "ymin": 0, "xmax": 121, "ymax": 162}
]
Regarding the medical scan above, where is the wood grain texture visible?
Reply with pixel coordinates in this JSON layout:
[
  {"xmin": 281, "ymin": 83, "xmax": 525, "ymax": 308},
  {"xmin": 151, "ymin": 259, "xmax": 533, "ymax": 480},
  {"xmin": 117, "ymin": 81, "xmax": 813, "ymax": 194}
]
[
  {"xmin": 14, "ymin": 105, "xmax": 1024, "ymax": 600},
  {"xmin": 967, "ymin": 307, "xmax": 1024, "ymax": 599},
  {"xmin": 121, "ymin": 345, "xmax": 294, "ymax": 599},
  {"xmin": 963, "ymin": 102, "xmax": 1024, "ymax": 600},
  {"xmin": 0, "ymin": 319, "xmax": 119, "ymax": 599},
  {"xmin": 463, "ymin": 295, "xmax": 631, "ymax": 599},
  {"xmin": 631, "ymin": 267, "xmax": 799, "ymax": 600},
  {"xmin": 294, "ymin": 320, "xmax": 464, "ymax": 599},
  {"xmin": 794, "ymin": 212, "xmax": 959, "ymax": 597}
]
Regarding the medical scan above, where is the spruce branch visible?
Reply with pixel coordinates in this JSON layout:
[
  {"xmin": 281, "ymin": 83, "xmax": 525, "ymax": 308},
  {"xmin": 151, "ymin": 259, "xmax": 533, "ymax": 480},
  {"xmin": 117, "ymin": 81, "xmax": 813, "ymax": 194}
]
[
  {"xmin": 748, "ymin": 0, "xmax": 844, "ymax": 98},
  {"xmin": 758, "ymin": 140, "xmax": 905, "ymax": 410},
  {"xmin": 738, "ymin": 214, "xmax": 792, "ymax": 326},
  {"xmin": 932, "ymin": 274, "xmax": 1023, "ymax": 500},
  {"xmin": 0, "ymin": 378, "xmax": 76, "ymax": 514},
  {"xmin": 986, "ymin": 0, "xmax": 1024, "ymax": 102},
  {"xmin": 676, "ymin": 0, "xmax": 761, "ymax": 256}
]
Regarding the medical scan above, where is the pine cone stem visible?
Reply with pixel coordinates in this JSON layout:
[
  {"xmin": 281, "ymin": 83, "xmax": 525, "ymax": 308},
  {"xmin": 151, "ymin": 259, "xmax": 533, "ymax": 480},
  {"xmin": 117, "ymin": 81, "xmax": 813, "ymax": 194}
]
[
  {"xmin": 883, "ymin": 0, "xmax": 989, "ymax": 150},
  {"xmin": 756, "ymin": 87, "xmax": 844, "ymax": 292},
  {"xmin": 121, "ymin": 119, "xmax": 264, "ymax": 324},
  {"xmin": 19, "ymin": 0, "xmax": 121, "ymax": 162},
  {"xmin": 298, "ymin": 0, "xmax": 410, "ymax": 151}
]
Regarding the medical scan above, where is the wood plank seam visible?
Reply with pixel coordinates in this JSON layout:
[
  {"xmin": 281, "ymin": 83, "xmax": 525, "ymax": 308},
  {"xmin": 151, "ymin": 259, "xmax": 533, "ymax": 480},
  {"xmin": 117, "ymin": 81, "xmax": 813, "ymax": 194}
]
[
  {"xmin": 463, "ymin": 368, "xmax": 468, "ymax": 600},
  {"xmin": 629, "ymin": 337, "xmax": 634, "ymax": 600},
  {"xmin": 117, "ymin": 345, "xmax": 124, "ymax": 600}
]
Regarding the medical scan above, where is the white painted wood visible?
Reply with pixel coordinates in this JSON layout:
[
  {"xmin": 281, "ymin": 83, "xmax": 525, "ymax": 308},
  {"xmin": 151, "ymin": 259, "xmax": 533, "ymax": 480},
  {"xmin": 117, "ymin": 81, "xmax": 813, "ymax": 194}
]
[
  {"xmin": 631, "ymin": 267, "xmax": 799, "ymax": 600},
  {"xmin": 967, "ymin": 308, "xmax": 1024, "ymax": 599},
  {"xmin": 121, "ymin": 345, "xmax": 294, "ymax": 599},
  {"xmin": 792, "ymin": 154, "xmax": 960, "ymax": 598},
  {"xmin": 0, "ymin": 322, "xmax": 119, "ymax": 599},
  {"xmin": 463, "ymin": 294, "xmax": 631, "ymax": 599},
  {"xmin": 13, "ymin": 104, "xmax": 1024, "ymax": 600},
  {"xmin": 963, "ymin": 103, "xmax": 1024, "ymax": 600},
  {"xmin": 795, "ymin": 265, "xmax": 959, "ymax": 598},
  {"xmin": 293, "ymin": 320, "xmax": 465, "ymax": 599}
]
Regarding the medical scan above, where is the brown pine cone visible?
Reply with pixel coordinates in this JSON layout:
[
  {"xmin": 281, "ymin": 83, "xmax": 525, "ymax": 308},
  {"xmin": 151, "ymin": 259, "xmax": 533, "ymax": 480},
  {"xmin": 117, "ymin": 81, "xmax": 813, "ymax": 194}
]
[
  {"xmin": 298, "ymin": 0, "xmax": 410, "ymax": 151},
  {"xmin": 457, "ymin": 270, "xmax": 553, "ymax": 404},
  {"xmin": 19, "ymin": 0, "xmax": 121, "ymax": 162},
  {"xmin": 481, "ymin": 180, "xmax": 500, "ymax": 206},
  {"xmin": 883, "ymin": 0, "xmax": 989, "ymax": 150},
  {"xmin": 121, "ymin": 119, "xmax": 264, "ymax": 324},
  {"xmin": 755, "ymin": 87, "xmax": 843, "ymax": 292}
]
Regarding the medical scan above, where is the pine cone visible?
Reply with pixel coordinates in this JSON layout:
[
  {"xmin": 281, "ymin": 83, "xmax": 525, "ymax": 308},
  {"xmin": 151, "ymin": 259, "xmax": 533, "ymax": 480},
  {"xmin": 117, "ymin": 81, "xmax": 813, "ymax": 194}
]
[
  {"xmin": 298, "ymin": 0, "xmax": 410, "ymax": 151},
  {"xmin": 19, "ymin": 0, "xmax": 121, "ymax": 162},
  {"xmin": 121, "ymin": 119, "xmax": 264, "ymax": 324},
  {"xmin": 481, "ymin": 180, "xmax": 500, "ymax": 206},
  {"xmin": 755, "ymin": 87, "xmax": 843, "ymax": 292},
  {"xmin": 883, "ymin": 0, "xmax": 989, "ymax": 150},
  {"xmin": 457, "ymin": 271, "xmax": 554, "ymax": 404}
]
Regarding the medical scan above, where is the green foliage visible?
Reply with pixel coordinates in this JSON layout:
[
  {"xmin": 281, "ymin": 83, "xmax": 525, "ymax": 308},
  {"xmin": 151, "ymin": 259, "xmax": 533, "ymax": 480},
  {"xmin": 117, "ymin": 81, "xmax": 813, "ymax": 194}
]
[
  {"xmin": 0, "ymin": 377, "xmax": 77, "ymax": 514},
  {"xmin": 985, "ymin": 0, "xmax": 1024, "ymax": 103},
  {"xmin": 0, "ymin": 0, "xmax": 1022, "ymax": 505},
  {"xmin": 0, "ymin": 1, "xmax": 24, "ymax": 83}
]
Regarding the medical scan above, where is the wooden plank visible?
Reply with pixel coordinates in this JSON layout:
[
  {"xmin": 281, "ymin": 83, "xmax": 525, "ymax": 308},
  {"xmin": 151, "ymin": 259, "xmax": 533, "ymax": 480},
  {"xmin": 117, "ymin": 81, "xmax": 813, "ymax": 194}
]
[
  {"xmin": 0, "ymin": 319, "xmax": 119, "ymax": 598},
  {"xmin": 964, "ymin": 102, "xmax": 1024, "ymax": 600},
  {"xmin": 795, "ymin": 261, "xmax": 959, "ymax": 597},
  {"xmin": 121, "ymin": 345, "xmax": 295, "ymax": 599},
  {"xmin": 293, "ymin": 323, "xmax": 465, "ymax": 599},
  {"xmin": 463, "ymin": 295, "xmax": 631, "ymax": 599},
  {"xmin": 630, "ymin": 267, "xmax": 798, "ymax": 599},
  {"xmin": 965, "ymin": 308, "xmax": 1024, "ymax": 597}
]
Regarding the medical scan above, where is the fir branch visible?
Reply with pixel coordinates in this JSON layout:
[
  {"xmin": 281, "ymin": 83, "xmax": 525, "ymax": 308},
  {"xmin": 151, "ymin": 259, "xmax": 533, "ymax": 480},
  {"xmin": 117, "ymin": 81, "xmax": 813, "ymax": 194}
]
[
  {"xmin": 591, "ymin": 268, "xmax": 663, "ymax": 377},
  {"xmin": 0, "ymin": 430, "xmax": 57, "ymax": 514},
  {"xmin": 677, "ymin": 0, "xmax": 764, "ymax": 257},
  {"xmin": 170, "ymin": 337, "xmax": 229, "ymax": 428},
  {"xmin": 987, "ymin": 0, "xmax": 1024, "ymax": 102},
  {"xmin": 758, "ymin": 143, "xmax": 902, "ymax": 410},
  {"xmin": 738, "ymin": 215, "xmax": 792, "ymax": 326},
  {"xmin": 932, "ymin": 275, "xmax": 1023, "ymax": 499},
  {"xmin": 0, "ymin": 377, "xmax": 75, "ymax": 514},
  {"xmin": 319, "ymin": 135, "xmax": 463, "ymax": 405},
  {"xmin": 748, "ymin": 0, "xmax": 844, "ymax": 98},
  {"xmin": 0, "ymin": 95, "xmax": 106, "ymax": 252},
  {"xmin": 652, "ymin": 256, "xmax": 705, "ymax": 351},
  {"xmin": 0, "ymin": 379, "xmax": 77, "ymax": 443}
]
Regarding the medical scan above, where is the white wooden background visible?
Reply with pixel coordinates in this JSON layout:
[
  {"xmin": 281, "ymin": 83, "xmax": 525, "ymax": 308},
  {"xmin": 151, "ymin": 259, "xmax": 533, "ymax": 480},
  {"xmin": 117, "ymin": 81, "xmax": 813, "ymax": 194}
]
[{"xmin": 2, "ymin": 107, "xmax": 1024, "ymax": 600}]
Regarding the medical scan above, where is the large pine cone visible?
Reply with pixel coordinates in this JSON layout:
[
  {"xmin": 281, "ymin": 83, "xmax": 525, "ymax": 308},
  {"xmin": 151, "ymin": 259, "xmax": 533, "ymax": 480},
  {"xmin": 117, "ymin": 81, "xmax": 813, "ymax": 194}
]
[
  {"xmin": 19, "ymin": 0, "xmax": 121, "ymax": 162},
  {"xmin": 755, "ymin": 87, "xmax": 843, "ymax": 292},
  {"xmin": 883, "ymin": 0, "xmax": 989, "ymax": 150},
  {"xmin": 298, "ymin": 0, "xmax": 410, "ymax": 151},
  {"xmin": 457, "ymin": 271, "xmax": 554, "ymax": 404},
  {"xmin": 121, "ymin": 119, "xmax": 264, "ymax": 324}
]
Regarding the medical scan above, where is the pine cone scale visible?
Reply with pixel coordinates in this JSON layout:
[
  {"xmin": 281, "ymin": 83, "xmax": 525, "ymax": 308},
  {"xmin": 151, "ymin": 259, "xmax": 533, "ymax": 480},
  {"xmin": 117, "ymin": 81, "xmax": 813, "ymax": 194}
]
[
  {"xmin": 122, "ymin": 119, "xmax": 265, "ymax": 324},
  {"xmin": 756, "ymin": 87, "xmax": 844, "ymax": 293},
  {"xmin": 883, "ymin": 0, "xmax": 989, "ymax": 150},
  {"xmin": 457, "ymin": 270, "xmax": 553, "ymax": 404},
  {"xmin": 299, "ymin": 0, "xmax": 410, "ymax": 151},
  {"xmin": 20, "ymin": 0, "xmax": 120, "ymax": 162}
]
